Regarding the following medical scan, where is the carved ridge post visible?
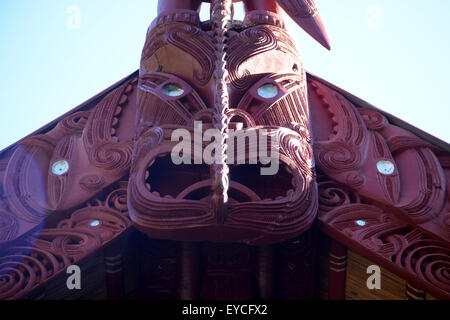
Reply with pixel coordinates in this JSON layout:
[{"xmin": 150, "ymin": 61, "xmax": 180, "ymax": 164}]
[
  {"xmin": 405, "ymin": 283, "xmax": 426, "ymax": 300},
  {"xmin": 328, "ymin": 240, "xmax": 347, "ymax": 300},
  {"xmin": 178, "ymin": 242, "xmax": 202, "ymax": 300},
  {"xmin": 257, "ymin": 245, "xmax": 276, "ymax": 299},
  {"xmin": 104, "ymin": 241, "xmax": 125, "ymax": 300}
]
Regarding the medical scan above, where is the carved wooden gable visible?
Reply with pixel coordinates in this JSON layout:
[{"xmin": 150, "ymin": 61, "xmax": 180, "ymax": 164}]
[{"xmin": 0, "ymin": 0, "xmax": 448, "ymax": 300}]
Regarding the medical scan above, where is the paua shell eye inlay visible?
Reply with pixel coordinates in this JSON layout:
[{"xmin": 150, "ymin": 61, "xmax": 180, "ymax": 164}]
[
  {"xmin": 257, "ymin": 84, "xmax": 278, "ymax": 99},
  {"xmin": 51, "ymin": 160, "xmax": 69, "ymax": 176},
  {"xmin": 90, "ymin": 220, "xmax": 100, "ymax": 227},
  {"xmin": 376, "ymin": 160, "xmax": 395, "ymax": 175},
  {"xmin": 356, "ymin": 220, "xmax": 367, "ymax": 227},
  {"xmin": 162, "ymin": 83, "xmax": 184, "ymax": 97}
]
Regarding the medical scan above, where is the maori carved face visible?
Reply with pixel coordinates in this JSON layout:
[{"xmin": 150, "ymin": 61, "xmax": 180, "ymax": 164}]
[{"xmin": 128, "ymin": 2, "xmax": 319, "ymax": 245}]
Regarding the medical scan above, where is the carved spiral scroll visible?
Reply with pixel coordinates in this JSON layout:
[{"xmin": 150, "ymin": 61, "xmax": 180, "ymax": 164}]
[
  {"xmin": 166, "ymin": 24, "xmax": 215, "ymax": 86},
  {"xmin": 89, "ymin": 141, "xmax": 133, "ymax": 172},
  {"xmin": 396, "ymin": 240, "xmax": 450, "ymax": 292},
  {"xmin": 316, "ymin": 141, "xmax": 363, "ymax": 172},
  {"xmin": 318, "ymin": 179, "xmax": 361, "ymax": 212},
  {"xmin": 0, "ymin": 183, "xmax": 131, "ymax": 300},
  {"xmin": 0, "ymin": 246, "xmax": 69, "ymax": 300},
  {"xmin": 0, "ymin": 211, "xmax": 19, "ymax": 242}
]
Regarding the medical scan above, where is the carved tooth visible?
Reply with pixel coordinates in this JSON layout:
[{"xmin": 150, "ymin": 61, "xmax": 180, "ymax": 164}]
[
  {"xmin": 276, "ymin": 196, "xmax": 284, "ymax": 200},
  {"xmin": 124, "ymin": 84, "xmax": 133, "ymax": 94},
  {"xmin": 152, "ymin": 191, "xmax": 160, "ymax": 197},
  {"xmin": 112, "ymin": 117, "xmax": 119, "ymax": 127},
  {"xmin": 286, "ymin": 189, "xmax": 294, "ymax": 198},
  {"xmin": 145, "ymin": 183, "xmax": 151, "ymax": 191},
  {"xmin": 145, "ymin": 171, "xmax": 150, "ymax": 180},
  {"xmin": 119, "ymin": 95, "xmax": 128, "ymax": 105},
  {"xmin": 110, "ymin": 128, "xmax": 117, "ymax": 135},
  {"xmin": 114, "ymin": 107, "xmax": 123, "ymax": 116},
  {"xmin": 164, "ymin": 195, "xmax": 173, "ymax": 199}
]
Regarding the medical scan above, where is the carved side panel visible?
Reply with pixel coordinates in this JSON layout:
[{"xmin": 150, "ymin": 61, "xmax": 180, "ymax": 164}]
[
  {"xmin": 317, "ymin": 177, "xmax": 450, "ymax": 299},
  {"xmin": 309, "ymin": 79, "xmax": 449, "ymax": 243},
  {"xmin": 0, "ymin": 182, "xmax": 131, "ymax": 300},
  {"xmin": 0, "ymin": 77, "xmax": 137, "ymax": 245}
]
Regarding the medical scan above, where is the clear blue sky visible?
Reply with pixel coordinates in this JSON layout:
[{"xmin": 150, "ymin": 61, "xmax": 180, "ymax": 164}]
[{"xmin": 0, "ymin": 0, "xmax": 449, "ymax": 150}]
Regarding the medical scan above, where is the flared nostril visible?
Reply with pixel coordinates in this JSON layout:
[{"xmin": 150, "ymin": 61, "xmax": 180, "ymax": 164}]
[
  {"xmin": 144, "ymin": 155, "xmax": 297, "ymax": 203},
  {"xmin": 229, "ymin": 163, "xmax": 295, "ymax": 201},
  {"xmin": 145, "ymin": 155, "xmax": 211, "ymax": 200}
]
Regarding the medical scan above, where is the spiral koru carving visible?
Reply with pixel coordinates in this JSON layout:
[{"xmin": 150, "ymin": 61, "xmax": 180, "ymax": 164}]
[
  {"xmin": 318, "ymin": 199, "xmax": 450, "ymax": 298},
  {"xmin": 89, "ymin": 141, "xmax": 133, "ymax": 172},
  {"xmin": 0, "ymin": 183, "xmax": 131, "ymax": 300},
  {"xmin": 316, "ymin": 141, "xmax": 363, "ymax": 172},
  {"xmin": 79, "ymin": 174, "xmax": 105, "ymax": 192},
  {"xmin": 395, "ymin": 239, "xmax": 450, "ymax": 293},
  {"xmin": 0, "ymin": 211, "xmax": 19, "ymax": 242}
]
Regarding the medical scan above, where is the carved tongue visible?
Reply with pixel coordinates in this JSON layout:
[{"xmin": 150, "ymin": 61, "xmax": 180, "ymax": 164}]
[{"xmin": 277, "ymin": 0, "xmax": 331, "ymax": 50}]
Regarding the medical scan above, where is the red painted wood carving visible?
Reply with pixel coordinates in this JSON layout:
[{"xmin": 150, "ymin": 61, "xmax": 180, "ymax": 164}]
[
  {"xmin": 128, "ymin": 0, "xmax": 322, "ymax": 245},
  {"xmin": 0, "ymin": 0, "xmax": 449, "ymax": 300},
  {"xmin": 0, "ymin": 182, "xmax": 131, "ymax": 299}
]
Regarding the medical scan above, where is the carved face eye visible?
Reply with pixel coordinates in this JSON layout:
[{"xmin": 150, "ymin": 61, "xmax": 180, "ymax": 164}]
[
  {"xmin": 355, "ymin": 220, "xmax": 367, "ymax": 227},
  {"xmin": 376, "ymin": 160, "xmax": 395, "ymax": 175},
  {"xmin": 162, "ymin": 83, "xmax": 184, "ymax": 97},
  {"xmin": 90, "ymin": 220, "xmax": 100, "ymax": 227},
  {"xmin": 257, "ymin": 83, "xmax": 278, "ymax": 99},
  {"xmin": 51, "ymin": 160, "xmax": 69, "ymax": 176}
]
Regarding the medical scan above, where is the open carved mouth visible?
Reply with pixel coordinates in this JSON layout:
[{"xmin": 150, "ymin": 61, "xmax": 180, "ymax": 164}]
[{"xmin": 145, "ymin": 154, "xmax": 297, "ymax": 203}]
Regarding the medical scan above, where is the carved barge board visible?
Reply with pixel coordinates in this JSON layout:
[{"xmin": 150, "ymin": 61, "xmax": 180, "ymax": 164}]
[{"xmin": 1, "ymin": 0, "xmax": 449, "ymax": 300}]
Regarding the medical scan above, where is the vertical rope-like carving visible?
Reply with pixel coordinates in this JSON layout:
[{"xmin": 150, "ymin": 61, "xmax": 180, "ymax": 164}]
[{"xmin": 211, "ymin": 0, "xmax": 232, "ymax": 221}]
